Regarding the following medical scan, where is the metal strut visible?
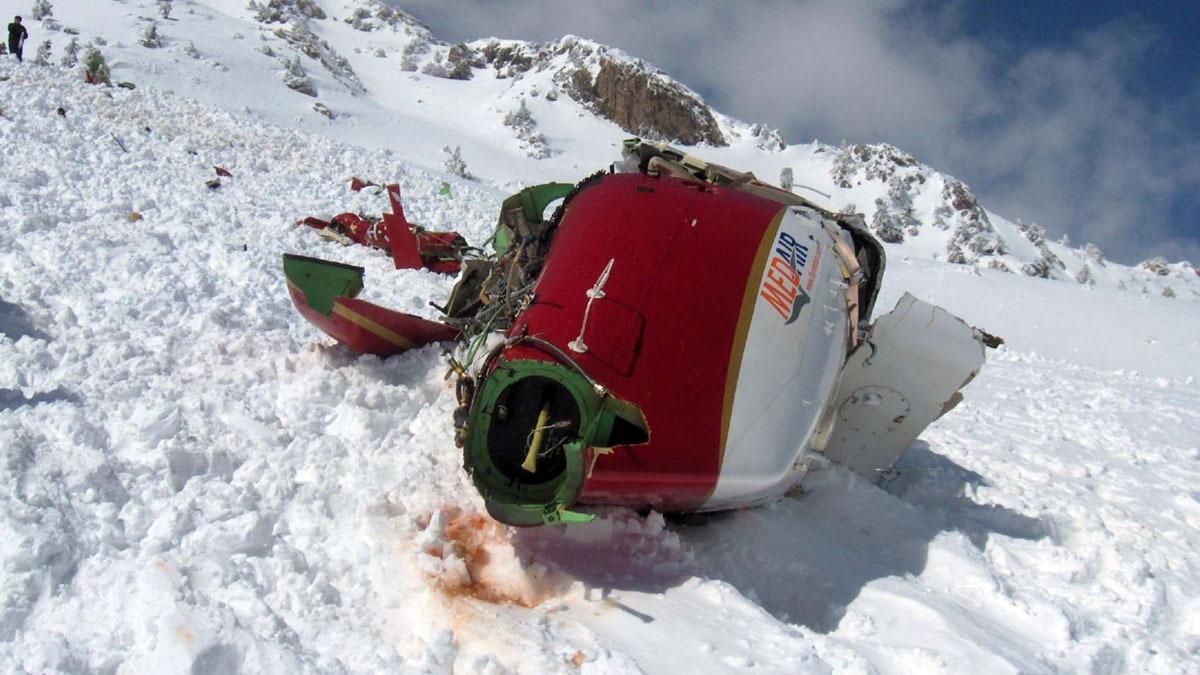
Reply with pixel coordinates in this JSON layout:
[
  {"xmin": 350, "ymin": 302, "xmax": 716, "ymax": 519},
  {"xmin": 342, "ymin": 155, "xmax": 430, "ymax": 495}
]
[{"xmin": 569, "ymin": 258, "xmax": 615, "ymax": 354}]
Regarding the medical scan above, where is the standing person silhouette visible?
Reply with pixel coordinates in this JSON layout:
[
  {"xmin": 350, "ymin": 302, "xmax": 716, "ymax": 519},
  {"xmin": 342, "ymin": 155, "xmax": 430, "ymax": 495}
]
[{"xmin": 7, "ymin": 16, "xmax": 27, "ymax": 62}]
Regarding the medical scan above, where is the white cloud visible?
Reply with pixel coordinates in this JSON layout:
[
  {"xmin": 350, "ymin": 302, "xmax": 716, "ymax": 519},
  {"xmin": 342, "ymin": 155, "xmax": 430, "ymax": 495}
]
[{"xmin": 396, "ymin": 0, "xmax": 1199, "ymax": 264}]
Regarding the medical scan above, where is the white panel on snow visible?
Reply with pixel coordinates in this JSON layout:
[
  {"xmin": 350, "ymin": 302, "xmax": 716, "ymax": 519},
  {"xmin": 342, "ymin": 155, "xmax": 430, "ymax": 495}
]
[{"xmin": 819, "ymin": 293, "xmax": 988, "ymax": 477}]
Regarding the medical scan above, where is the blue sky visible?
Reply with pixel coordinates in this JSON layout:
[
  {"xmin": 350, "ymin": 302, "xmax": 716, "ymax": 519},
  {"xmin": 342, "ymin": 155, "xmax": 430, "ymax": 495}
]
[{"xmin": 398, "ymin": 1, "xmax": 1200, "ymax": 265}]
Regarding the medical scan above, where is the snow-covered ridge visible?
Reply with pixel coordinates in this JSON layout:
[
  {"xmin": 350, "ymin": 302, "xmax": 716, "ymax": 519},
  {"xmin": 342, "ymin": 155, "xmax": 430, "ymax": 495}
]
[
  {"xmin": 17, "ymin": 0, "xmax": 1194, "ymax": 299},
  {"xmin": 797, "ymin": 140, "xmax": 1197, "ymax": 299}
]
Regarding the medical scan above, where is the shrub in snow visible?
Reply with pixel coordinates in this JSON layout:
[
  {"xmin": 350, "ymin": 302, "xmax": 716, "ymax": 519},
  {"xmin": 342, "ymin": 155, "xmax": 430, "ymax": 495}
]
[
  {"xmin": 416, "ymin": 43, "xmax": 477, "ymax": 79},
  {"xmin": 33, "ymin": 40, "xmax": 51, "ymax": 65},
  {"xmin": 779, "ymin": 167, "xmax": 794, "ymax": 192},
  {"xmin": 159, "ymin": 1, "xmax": 172, "ymax": 19},
  {"xmin": 948, "ymin": 219, "xmax": 1006, "ymax": 262},
  {"xmin": 502, "ymin": 99, "xmax": 553, "ymax": 159},
  {"xmin": 83, "ymin": 47, "xmax": 110, "ymax": 85},
  {"xmin": 545, "ymin": 85, "xmax": 559, "ymax": 101},
  {"xmin": 987, "ymin": 259, "xmax": 1013, "ymax": 274},
  {"xmin": 280, "ymin": 57, "xmax": 316, "ymax": 96},
  {"xmin": 140, "ymin": 23, "xmax": 162, "ymax": 48},
  {"xmin": 312, "ymin": 102, "xmax": 334, "ymax": 119},
  {"xmin": 30, "ymin": 0, "xmax": 52, "ymax": 21},
  {"xmin": 420, "ymin": 57, "xmax": 448, "ymax": 78},
  {"xmin": 1022, "ymin": 254, "xmax": 1059, "ymax": 279},
  {"xmin": 1075, "ymin": 265, "xmax": 1095, "ymax": 286},
  {"xmin": 59, "ymin": 36, "xmax": 77, "ymax": 67},
  {"xmin": 183, "ymin": 41, "xmax": 201, "ymax": 59},
  {"xmin": 1083, "ymin": 242, "xmax": 1106, "ymax": 267},
  {"xmin": 443, "ymin": 145, "xmax": 472, "ymax": 179},
  {"xmin": 1140, "ymin": 257, "xmax": 1170, "ymax": 276},
  {"xmin": 1163, "ymin": 286, "xmax": 1176, "ymax": 298},
  {"xmin": 400, "ymin": 37, "xmax": 430, "ymax": 72},
  {"xmin": 345, "ymin": 7, "xmax": 373, "ymax": 31}
]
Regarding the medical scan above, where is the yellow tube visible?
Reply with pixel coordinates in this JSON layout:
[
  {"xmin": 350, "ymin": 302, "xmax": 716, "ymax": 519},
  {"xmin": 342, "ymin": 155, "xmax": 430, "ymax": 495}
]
[{"xmin": 521, "ymin": 402, "xmax": 552, "ymax": 473}]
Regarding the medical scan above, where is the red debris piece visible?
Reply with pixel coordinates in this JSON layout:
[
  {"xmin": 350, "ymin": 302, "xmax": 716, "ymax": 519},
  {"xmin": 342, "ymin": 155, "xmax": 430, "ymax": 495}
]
[{"xmin": 350, "ymin": 177, "xmax": 378, "ymax": 192}]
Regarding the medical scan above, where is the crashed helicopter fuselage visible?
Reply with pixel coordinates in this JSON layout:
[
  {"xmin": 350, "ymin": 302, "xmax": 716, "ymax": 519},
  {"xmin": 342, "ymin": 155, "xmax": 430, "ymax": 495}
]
[{"xmin": 283, "ymin": 141, "xmax": 996, "ymax": 526}]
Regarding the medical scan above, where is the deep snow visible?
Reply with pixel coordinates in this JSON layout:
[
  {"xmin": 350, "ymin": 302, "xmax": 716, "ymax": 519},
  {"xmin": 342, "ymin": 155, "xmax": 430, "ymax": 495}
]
[{"xmin": 3, "ymin": 18, "xmax": 1200, "ymax": 675}]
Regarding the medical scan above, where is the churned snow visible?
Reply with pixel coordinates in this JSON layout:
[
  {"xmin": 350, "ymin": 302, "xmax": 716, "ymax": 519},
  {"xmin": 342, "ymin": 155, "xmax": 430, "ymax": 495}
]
[{"xmin": 3, "ymin": 4, "xmax": 1200, "ymax": 674}]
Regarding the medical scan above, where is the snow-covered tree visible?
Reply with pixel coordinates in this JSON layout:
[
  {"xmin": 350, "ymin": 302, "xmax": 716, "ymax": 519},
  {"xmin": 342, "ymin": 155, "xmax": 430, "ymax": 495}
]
[
  {"xmin": 931, "ymin": 204, "xmax": 953, "ymax": 231},
  {"xmin": 1075, "ymin": 264, "xmax": 1095, "ymax": 286},
  {"xmin": 1083, "ymin": 242, "xmax": 1106, "ymax": 267},
  {"xmin": 443, "ymin": 145, "xmax": 471, "ymax": 179},
  {"xmin": 33, "ymin": 40, "xmax": 51, "ymax": 65},
  {"xmin": 502, "ymin": 99, "xmax": 553, "ymax": 159},
  {"xmin": 60, "ymin": 36, "xmax": 78, "ymax": 67},
  {"xmin": 159, "ymin": 1, "xmax": 173, "ymax": 19},
  {"xmin": 1162, "ymin": 286, "xmax": 1176, "ymax": 298},
  {"xmin": 870, "ymin": 198, "xmax": 905, "ymax": 243},
  {"xmin": 885, "ymin": 174, "xmax": 920, "ymax": 235},
  {"xmin": 502, "ymin": 98, "xmax": 533, "ymax": 129},
  {"xmin": 830, "ymin": 143, "xmax": 857, "ymax": 188},
  {"xmin": 1018, "ymin": 220, "xmax": 1047, "ymax": 246},
  {"xmin": 280, "ymin": 56, "xmax": 315, "ymax": 96},
  {"xmin": 140, "ymin": 22, "xmax": 162, "ymax": 49},
  {"xmin": 750, "ymin": 123, "xmax": 785, "ymax": 151},
  {"xmin": 30, "ymin": 0, "xmax": 52, "ymax": 21}
]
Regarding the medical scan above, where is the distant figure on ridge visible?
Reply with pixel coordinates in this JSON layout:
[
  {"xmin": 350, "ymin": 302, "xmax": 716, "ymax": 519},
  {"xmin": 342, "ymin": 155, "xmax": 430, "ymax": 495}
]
[{"xmin": 7, "ymin": 16, "xmax": 27, "ymax": 62}]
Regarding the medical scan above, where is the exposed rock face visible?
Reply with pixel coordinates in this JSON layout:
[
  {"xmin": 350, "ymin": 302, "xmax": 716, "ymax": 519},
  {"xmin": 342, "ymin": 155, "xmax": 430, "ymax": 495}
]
[
  {"xmin": 1141, "ymin": 257, "xmax": 1171, "ymax": 276},
  {"xmin": 472, "ymin": 37, "xmax": 726, "ymax": 146},
  {"xmin": 565, "ymin": 58, "xmax": 725, "ymax": 146},
  {"xmin": 248, "ymin": 0, "xmax": 325, "ymax": 24},
  {"xmin": 273, "ymin": 21, "xmax": 364, "ymax": 94}
]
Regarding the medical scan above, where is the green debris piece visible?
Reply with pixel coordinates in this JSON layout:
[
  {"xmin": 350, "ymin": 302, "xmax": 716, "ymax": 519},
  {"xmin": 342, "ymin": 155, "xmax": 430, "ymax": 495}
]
[{"xmin": 282, "ymin": 254, "xmax": 364, "ymax": 316}]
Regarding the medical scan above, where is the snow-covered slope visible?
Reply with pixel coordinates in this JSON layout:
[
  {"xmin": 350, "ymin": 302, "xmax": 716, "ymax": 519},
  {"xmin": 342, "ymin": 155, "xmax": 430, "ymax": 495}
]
[
  {"xmin": 16, "ymin": 0, "xmax": 1199, "ymax": 301},
  {"xmin": 4, "ymin": 6, "xmax": 1200, "ymax": 675}
]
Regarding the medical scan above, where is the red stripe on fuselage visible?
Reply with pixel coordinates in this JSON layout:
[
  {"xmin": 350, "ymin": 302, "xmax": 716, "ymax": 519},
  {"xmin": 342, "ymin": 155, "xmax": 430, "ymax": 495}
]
[{"xmin": 507, "ymin": 174, "xmax": 783, "ymax": 509}]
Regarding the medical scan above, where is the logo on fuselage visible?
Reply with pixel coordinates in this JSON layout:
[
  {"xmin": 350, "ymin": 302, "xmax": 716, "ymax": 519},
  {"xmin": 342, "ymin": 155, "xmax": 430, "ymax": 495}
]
[{"xmin": 759, "ymin": 231, "xmax": 811, "ymax": 325}]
